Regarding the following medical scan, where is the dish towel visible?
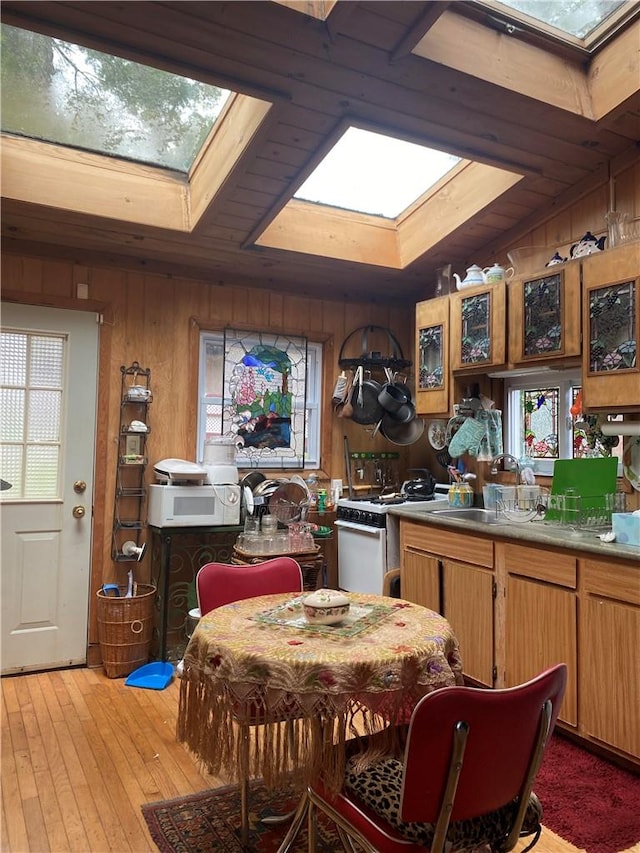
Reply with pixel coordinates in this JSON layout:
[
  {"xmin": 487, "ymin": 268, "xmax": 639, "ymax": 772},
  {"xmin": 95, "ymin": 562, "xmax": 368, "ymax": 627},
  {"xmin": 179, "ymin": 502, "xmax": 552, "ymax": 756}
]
[
  {"xmin": 475, "ymin": 410, "xmax": 504, "ymax": 461},
  {"xmin": 448, "ymin": 416, "xmax": 487, "ymax": 458}
]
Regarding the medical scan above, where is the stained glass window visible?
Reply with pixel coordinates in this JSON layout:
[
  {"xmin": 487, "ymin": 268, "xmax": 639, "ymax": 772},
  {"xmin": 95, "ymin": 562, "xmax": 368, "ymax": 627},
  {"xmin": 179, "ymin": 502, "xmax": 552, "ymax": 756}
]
[
  {"xmin": 523, "ymin": 387, "xmax": 559, "ymax": 459},
  {"xmin": 198, "ymin": 329, "xmax": 319, "ymax": 469},
  {"xmin": 418, "ymin": 325, "xmax": 444, "ymax": 390},
  {"xmin": 506, "ymin": 371, "xmax": 624, "ymax": 475}
]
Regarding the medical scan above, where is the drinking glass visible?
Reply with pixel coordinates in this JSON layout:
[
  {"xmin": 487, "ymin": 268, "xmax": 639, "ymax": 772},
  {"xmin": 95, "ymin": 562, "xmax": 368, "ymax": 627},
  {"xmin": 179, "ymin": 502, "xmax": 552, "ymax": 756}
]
[
  {"xmin": 262, "ymin": 515, "xmax": 279, "ymax": 534},
  {"xmin": 561, "ymin": 489, "xmax": 581, "ymax": 528},
  {"xmin": 244, "ymin": 516, "xmax": 260, "ymax": 534}
]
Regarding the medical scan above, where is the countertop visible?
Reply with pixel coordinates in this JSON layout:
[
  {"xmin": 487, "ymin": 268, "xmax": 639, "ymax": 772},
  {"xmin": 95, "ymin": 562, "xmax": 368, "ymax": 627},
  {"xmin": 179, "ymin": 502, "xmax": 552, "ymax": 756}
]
[{"xmin": 388, "ymin": 503, "xmax": 640, "ymax": 563}]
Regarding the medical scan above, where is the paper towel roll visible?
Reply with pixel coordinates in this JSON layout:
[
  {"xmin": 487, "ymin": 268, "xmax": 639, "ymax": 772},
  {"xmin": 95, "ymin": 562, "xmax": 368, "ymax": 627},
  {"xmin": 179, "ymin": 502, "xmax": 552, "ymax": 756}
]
[{"xmin": 600, "ymin": 422, "xmax": 640, "ymax": 436}]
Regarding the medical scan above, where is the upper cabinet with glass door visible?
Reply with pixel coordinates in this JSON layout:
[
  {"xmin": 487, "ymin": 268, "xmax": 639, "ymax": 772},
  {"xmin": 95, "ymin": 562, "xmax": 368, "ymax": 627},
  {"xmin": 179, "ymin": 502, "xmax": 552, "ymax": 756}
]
[
  {"xmin": 581, "ymin": 243, "xmax": 639, "ymax": 413},
  {"xmin": 450, "ymin": 282, "xmax": 507, "ymax": 372},
  {"xmin": 508, "ymin": 262, "xmax": 581, "ymax": 366},
  {"xmin": 415, "ymin": 296, "xmax": 450, "ymax": 416}
]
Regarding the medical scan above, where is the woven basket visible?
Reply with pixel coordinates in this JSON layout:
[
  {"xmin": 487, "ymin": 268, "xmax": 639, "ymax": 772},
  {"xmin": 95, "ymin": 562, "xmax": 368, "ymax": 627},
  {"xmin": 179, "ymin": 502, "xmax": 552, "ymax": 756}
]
[{"xmin": 96, "ymin": 584, "xmax": 156, "ymax": 678}]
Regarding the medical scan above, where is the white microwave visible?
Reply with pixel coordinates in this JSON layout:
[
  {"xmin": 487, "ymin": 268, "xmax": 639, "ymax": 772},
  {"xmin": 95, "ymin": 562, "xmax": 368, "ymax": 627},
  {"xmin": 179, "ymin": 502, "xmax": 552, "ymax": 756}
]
[{"xmin": 148, "ymin": 484, "xmax": 240, "ymax": 527}]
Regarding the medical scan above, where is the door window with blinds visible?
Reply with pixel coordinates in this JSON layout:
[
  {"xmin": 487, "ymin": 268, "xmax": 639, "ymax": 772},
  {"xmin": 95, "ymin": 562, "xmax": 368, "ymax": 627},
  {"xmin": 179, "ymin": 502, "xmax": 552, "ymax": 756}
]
[{"xmin": 1, "ymin": 328, "xmax": 66, "ymax": 499}]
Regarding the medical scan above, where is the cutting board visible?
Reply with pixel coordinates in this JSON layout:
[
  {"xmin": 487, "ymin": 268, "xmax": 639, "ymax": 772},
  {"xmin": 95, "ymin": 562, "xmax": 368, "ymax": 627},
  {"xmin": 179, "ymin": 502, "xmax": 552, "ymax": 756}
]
[{"xmin": 547, "ymin": 457, "xmax": 619, "ymax": 521}]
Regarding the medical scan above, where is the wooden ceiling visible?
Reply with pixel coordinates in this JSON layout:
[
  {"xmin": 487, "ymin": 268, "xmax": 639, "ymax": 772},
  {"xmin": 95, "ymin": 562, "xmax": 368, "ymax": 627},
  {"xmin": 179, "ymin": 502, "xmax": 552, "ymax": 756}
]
[{"xmin": 2, "ymin": 1, "xmax": 639, "ymax": 304}]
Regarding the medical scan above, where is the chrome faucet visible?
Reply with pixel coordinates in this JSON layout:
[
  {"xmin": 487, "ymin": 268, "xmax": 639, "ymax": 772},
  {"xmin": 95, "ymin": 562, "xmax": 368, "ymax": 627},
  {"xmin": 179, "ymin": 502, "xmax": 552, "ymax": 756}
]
[{"xmin": 490, "ymin": 453, "xmax": 521, "ymax": 485}]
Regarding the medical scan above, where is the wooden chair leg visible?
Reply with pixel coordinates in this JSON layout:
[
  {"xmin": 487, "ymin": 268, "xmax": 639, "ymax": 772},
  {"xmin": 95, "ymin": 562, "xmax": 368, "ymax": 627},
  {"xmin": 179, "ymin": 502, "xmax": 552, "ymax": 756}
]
[
  {"xmin": 240, "ymin": 726, "xmax": 250, "ymax": 846},
  {"xmin": 240, "ymin": 776, "xmax": 250, "ymax": 846}
]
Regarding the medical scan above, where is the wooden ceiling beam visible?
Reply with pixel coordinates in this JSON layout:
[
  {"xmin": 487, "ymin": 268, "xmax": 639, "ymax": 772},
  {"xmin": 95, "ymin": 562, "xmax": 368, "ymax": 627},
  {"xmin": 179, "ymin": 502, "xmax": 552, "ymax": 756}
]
[{"xmin": 389, "ymin": 1, "xmax": 451, "ymax": 64}]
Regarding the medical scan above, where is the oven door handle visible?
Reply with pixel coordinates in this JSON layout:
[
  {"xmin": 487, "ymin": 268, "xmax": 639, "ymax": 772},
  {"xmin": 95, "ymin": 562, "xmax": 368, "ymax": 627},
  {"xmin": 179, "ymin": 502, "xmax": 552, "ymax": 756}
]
[{"xmin": 335, "ymin": 519, "xmax": 384, "ymax": 536}]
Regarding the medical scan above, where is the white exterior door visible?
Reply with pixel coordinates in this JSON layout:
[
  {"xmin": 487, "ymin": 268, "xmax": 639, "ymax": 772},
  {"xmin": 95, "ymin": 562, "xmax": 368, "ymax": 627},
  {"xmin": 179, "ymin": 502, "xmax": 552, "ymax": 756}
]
[{"xmin": 1, "ymin": 303, "xmax": 99, "ymax": 673}]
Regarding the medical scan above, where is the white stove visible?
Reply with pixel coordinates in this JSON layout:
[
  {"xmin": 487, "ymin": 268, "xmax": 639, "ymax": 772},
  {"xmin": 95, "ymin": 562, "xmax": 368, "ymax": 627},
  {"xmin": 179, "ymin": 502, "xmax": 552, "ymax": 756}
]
[
  {"xmin": 336, "ymin": 492, "xmax": 445, "ymax": 526},
  {"xmin": 336, "ymin": 488, "xmax": 449, "ymax": 594}
]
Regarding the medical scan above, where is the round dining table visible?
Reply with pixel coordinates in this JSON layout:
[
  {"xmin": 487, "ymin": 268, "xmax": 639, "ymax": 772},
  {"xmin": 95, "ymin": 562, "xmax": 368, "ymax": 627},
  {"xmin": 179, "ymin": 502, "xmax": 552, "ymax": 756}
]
[{"xmin": 177, "ymin": 590, "xmax": 463, "ymax": 795}]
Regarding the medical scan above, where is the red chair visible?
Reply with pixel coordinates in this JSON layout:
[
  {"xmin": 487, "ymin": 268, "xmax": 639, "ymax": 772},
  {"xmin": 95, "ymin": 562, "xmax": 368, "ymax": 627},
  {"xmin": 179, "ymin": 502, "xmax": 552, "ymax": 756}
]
[
  {"xmin": 195, "ymin": 557, "xmax": 304, "ymax": 844},
  {"xmin": 196, "ymin": 556, "xmax": 303, "ymax": 615},
  {"xmin": 307, "ymin": 664, "xmax": 567, "ymax": 853}
]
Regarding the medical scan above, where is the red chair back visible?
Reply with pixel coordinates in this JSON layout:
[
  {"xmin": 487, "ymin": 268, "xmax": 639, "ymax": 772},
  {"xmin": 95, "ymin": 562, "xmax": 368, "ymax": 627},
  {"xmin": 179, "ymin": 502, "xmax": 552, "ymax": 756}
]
[
  {"xmin": 401, "ymin": 664, "xmax": 567, "ymax": 823},
  {"xmin": 196, "ymin": 557, "xmax": 304, "ymax": 615}
]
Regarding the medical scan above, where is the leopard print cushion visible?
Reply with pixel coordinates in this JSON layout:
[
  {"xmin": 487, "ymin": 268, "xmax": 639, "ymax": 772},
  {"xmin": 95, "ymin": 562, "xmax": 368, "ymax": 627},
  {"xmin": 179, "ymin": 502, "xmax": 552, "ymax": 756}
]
[{"xmin": 344, "ymin": 756, "xmax": 543, "ymax": 851}]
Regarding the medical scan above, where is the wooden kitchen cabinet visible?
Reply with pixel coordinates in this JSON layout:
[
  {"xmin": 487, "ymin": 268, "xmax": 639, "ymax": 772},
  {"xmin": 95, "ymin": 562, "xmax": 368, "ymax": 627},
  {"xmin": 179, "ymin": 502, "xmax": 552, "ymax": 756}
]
[
  {"xmin": 415, "ymin": 295, "xmax": 450, "ymax": 416},
  {"xmin": 449, "ymin": 282, "xmax": 507, "ymax": 372},
  {"xmin": 499, "ymin": 542, "xmax": 578, "ymax": 726},
  {"xmin": 581, "ymin": 243, "xmax": 640, "ymax": 412},
  {"xmin": 402, "ymin": 549, "xmax": 440, "ymax": 613},
  {"xmin": 398, "ymin": 514, "xmax": 639, "ymax": 763},
  {"xmin": 400, "ymin": 520, "xmax": 495, "ymax": 686},
  {"xmin": 579, "ymin": 558, "xmax": 640, "ymax": 759},
  {"xmin": 442, "ymin": 559, "xmax": 495, "ymax": 686},
  {"xmin": 508, "ymin": 261, "xmax": 581, "ymax": 366}
]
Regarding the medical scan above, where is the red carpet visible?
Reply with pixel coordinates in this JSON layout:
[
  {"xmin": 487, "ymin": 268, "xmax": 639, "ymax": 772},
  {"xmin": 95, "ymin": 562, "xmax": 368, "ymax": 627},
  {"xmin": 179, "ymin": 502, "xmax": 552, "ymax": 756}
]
[{"xmin": 533, "ymin": 735, "xmax": 640, "ymax": 853}]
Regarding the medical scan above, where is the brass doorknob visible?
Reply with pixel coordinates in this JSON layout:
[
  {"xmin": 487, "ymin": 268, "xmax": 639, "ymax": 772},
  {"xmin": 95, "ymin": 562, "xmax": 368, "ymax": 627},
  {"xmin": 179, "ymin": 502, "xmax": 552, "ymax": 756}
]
[
  {"xmin": 74, "ymin": 480, "xmax": 87, "ymax": 493},
  {"xmin": 72, "ymin": 505, "xmax": 86, "ymax": 519}
]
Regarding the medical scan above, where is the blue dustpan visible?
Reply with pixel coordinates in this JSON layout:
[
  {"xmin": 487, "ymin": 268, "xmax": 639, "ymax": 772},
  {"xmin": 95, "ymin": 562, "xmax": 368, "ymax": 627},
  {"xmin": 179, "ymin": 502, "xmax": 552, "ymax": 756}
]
[{"xmin": 125, "ymin": 661, "xmax": 174, "ymax": 690}]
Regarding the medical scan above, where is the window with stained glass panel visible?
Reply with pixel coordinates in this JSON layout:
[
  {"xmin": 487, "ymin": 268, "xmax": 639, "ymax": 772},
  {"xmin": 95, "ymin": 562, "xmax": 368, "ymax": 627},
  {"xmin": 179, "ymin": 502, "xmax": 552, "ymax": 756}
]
[
  {"xmin": 198, "ymin": 329, "xmax": 321, "ymax": 469},
  {"xmin": 523, "ymin": 387, "xmax": 559, "ymax": 459},
  {"xmin": 505, "ymin": 370, "xmax": 624, "ymax": 475}
]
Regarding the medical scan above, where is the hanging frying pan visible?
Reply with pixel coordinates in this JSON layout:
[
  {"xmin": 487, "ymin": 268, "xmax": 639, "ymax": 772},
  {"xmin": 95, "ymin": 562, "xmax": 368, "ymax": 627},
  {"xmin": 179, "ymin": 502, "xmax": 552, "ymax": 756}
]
[
  {"xmin": 351, "ymin": 370, "xmax": 384, "ymax": 425},
  {"xmin": 380, "ymin": 415, "xmax": 425, "ymax": 446}
]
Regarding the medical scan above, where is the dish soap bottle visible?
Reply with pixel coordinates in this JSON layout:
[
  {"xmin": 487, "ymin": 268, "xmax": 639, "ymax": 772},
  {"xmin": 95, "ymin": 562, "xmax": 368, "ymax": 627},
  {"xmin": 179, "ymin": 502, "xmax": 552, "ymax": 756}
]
[{"xmin": 448, "ymin": 482, "xmax": 474, "ymax": 508}]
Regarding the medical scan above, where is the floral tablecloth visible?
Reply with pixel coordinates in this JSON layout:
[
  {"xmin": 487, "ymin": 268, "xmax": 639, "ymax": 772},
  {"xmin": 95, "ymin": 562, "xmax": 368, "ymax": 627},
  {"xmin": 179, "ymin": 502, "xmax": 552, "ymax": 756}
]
[{"xmin": 177, "ymin": 592, "xmax": 463, "ymax": 791}]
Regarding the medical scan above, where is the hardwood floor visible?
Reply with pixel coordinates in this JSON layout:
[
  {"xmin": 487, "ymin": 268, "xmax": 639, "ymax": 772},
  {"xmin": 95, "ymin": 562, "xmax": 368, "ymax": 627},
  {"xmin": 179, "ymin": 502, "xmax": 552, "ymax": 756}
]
[{"xmin": 1, "ymin": 667, "xmax": 586, "ymax": 853}]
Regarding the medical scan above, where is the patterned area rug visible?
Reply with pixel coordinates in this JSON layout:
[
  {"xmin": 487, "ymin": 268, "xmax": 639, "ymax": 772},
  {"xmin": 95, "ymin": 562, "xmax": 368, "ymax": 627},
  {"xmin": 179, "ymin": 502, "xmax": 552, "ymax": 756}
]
[
  {"xmin": 142, "ymin": 782, "xmax": 339, "ymax": 852},
  {"xmin": 143, "ymin": 736, "xmax": 640, "ymax": 853}
]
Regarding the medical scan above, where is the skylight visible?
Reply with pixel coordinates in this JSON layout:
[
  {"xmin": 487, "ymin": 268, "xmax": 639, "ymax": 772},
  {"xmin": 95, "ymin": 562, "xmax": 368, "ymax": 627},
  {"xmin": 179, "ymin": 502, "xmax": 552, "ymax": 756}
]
[
  {"xmin": 488, "ymin": 0, "xmax": 629, "ymax": 40},
  {"xmin": 294, "ymin": 127, "xmax": 461, "ymax": 219},
  {"xmin": 0, "ymin": 24, "xmax": 232, "ymax": 173}
]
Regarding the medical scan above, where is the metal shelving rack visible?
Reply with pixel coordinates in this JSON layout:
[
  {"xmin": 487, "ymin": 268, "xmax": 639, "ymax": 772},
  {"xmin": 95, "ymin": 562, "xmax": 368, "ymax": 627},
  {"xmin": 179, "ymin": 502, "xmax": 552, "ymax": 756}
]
[{"xmin": 111, "ymin": 362, "xmax": 152, "ymax": 562}]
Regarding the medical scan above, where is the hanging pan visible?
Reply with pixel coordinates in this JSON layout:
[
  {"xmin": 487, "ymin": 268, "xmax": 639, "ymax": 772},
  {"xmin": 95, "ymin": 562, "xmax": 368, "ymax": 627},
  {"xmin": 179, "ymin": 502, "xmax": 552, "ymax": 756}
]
[
  {"xmin": 351, "ymin": 368, "xmax": 384, "ymax": 425},
  {"xmin": 380, "ymin": 415, "xmax": 425, "ymax": 446}
]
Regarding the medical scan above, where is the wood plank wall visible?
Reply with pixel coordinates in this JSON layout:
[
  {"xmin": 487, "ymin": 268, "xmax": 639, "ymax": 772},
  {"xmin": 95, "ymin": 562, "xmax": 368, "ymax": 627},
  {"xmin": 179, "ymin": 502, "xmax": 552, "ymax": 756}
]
[{"xmin": 1, "ymin": 159, "xmax": 639, "ymax": 659}]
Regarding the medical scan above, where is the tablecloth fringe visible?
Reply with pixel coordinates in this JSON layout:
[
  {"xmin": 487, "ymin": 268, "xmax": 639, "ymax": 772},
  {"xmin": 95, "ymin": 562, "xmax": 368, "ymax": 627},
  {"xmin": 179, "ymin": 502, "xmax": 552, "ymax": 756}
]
[{"xmin": 176, "ymin": 668, "xmax": 430, "ymax": 793}]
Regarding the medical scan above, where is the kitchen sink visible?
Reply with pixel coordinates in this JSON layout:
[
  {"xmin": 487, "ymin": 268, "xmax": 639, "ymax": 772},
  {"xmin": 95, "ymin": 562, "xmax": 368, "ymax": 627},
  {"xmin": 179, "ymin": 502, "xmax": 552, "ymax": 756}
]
[{"xmin": 430, "ymin": 508, "xmax": 501, "ymax": 525}]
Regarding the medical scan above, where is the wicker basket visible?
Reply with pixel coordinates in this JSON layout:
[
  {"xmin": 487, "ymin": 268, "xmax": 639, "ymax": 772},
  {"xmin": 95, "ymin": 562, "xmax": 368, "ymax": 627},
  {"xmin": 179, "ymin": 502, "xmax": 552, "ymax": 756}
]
[{"xmin": 96, "ymin": 584, "xmax": 156, "ymax": 678}]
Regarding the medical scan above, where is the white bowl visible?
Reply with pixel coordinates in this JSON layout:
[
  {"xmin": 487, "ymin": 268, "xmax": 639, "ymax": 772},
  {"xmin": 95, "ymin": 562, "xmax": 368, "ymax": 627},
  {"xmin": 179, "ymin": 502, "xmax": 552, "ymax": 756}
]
[{"xmin": 303, "ymin": 589, "xmax": 350, "ymax": 625}]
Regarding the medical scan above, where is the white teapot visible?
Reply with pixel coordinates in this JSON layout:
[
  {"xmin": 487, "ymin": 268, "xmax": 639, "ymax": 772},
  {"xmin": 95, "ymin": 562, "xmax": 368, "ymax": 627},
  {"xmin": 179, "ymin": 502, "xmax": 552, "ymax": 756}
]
[
  {"xmin": 453, "ymin": 264, "xmax": 486, "ymax": 290},
  {"xmin": 482, "ymin": 262, "xmax": 514, "ymax": 284}
]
